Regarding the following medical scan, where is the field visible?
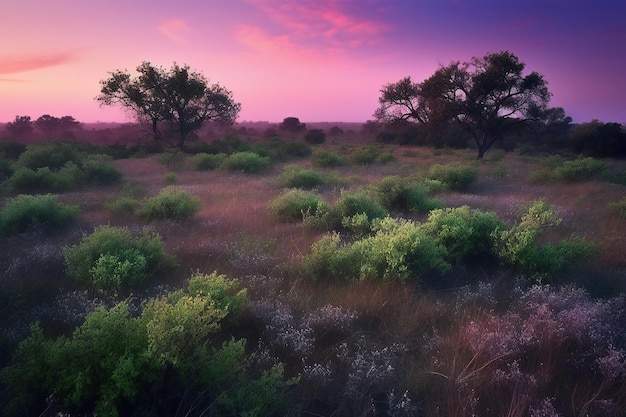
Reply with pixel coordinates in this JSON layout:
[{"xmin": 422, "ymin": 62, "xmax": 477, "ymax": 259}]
[{"xmin": 1, "ymin": 135, "xmax": 625, "ymax": 416}]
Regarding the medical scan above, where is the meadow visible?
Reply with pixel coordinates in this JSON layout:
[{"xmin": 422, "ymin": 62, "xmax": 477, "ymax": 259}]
[{"xmin": 0, "ymin": 132, "xmax": 625, "ymax": 417}]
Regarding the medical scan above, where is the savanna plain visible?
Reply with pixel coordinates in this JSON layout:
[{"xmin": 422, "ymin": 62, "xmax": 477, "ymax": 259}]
[{"xmin": 0, "ymin": 128, "xmax": 625, "ymax": 417}]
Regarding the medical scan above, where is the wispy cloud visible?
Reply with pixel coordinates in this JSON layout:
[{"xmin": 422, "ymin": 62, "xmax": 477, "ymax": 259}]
[
  {"xmin": 158, "ymin": 19, "xmax": 191, "ymax": 44},
  {"xmin": 0, "ymin": 51, "xmax": 78, "ymax": 75},
  {"xmin": 238, "ymin": 0, "xmax": 388, "ymax": 58}
]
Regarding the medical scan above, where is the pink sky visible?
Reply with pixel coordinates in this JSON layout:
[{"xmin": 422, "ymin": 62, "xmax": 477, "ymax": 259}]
[{"xmin": 1, "ymin": 0, "xmax": 625, "ymax": 124}]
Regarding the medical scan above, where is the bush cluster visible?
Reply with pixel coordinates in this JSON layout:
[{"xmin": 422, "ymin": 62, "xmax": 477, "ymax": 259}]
[
  {"xmin": 1, "ymin": 273, "xmax": 289, "ymax": 417},
  {"xmin": 427, "ymin": 162, "xmax": 478, "ymax": 191},
  {"xmin": 221, "ymin": 151, "xmax": 270, "ymax": 173},
  {"xmin": 63, "ymin": 225, "xmax": 174, "ymax": 292},
  {"xmin": 0, "ymin": 194, "xmax": 80, "ymax": 236},
  {"xmin": 268, "ymin": 189, "xmax": 330, "ymax": 223},
  {"xmin": 301, "ymin": 201, "xmax": 594, "ymax": 283},
  {"xmin": 374, "ymin": 175, "xmax": 444, "ymax": 213},
  {"xmin": 136, "ymin": 187, "xmax": 202, "ymax": 221},
  {"xmin": 311, "ymin": 150, "xmax": 346, "ymax": 167},
  {"xmin": 5, "ymin": 142, "xmax": 122, "ymax": 193}
]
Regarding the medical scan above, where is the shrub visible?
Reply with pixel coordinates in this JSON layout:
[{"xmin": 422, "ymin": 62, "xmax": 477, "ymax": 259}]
[
  {"xmin": 350, "ymin": 146, "xmax": 379, "ymax": 165},
  {"xmin": 428, "ymin": 163, "xmax": 478, "ymax": 191},
  {"xmin": 423, "ymin": 206, "xmax": 506, "ymax": 264},
  {"xmin": 138, "ymin": 187, "xmax": 201, "ymax": 221},
  {"xmin": 14, "ymin": 141, "xmax": 85, "ymax": 171},
  {"xmin": 268, "ymin": 189, "xmax": 330, "ymax": 222},
  {"xmin": 156, "ymin": 148, "xmax": 187, "ymax": 169},
  {"xmin": 0, "ymin": 194, "xmax": 80, "ymax": 235},
  {"xmin": 374, "ymin": 176, "xmax": 444, "ymax": 213},
  {"xmin": 221, "ymin": 151, "xmax": 270, "ymax": 173},
  {"xmin": 302, "ymin": 232, "xmax": 360, "ymax": 281},
  {"xmin": 352, "ymin": 217, "xmax": 449, "ymax": 281},
  {"xmin": 81, "ymin": 154, "xmax": 123, "ymax": 184},
  {"xmin": 193, "ymin": 152, "xmax": 227, "ymax": 170},
  {"xmin": 609, "ymin": 197, "xmax": 626, "ymax": 219},
  {"xmin": 64, "ymin": 225, "xmax": 173, "ymax": 291},
  {"xmin": 551, "ymin": 156, "xmax": 604, "ymax": 182},
  {"xmin": 335, "ymin": 189, "xmax": 388, "ymax": 222},
  {"xmin": 284, "ymin": 141, "xmax": 312, "ymax": 157},
  {"xmin": 304, "ymin": 129, "xmax": 326, "ymax": 144},
  {"xmin": 105, "ymin": 196, "xmax": 139, "ymax": 215},
  {"xmin": 278, "ymin": 165, "xmax": 338, "ymax": 189},
  {"xmin": 312, "ymin": 150, "xmax": 346, "ymax": 167},
  {"xmin": 497, "ymin": 200, "xmax": 595, "ymax": 279},
  {"xmin": 163, "ymin": 172, "xmax": 177, "ymax": 184}
]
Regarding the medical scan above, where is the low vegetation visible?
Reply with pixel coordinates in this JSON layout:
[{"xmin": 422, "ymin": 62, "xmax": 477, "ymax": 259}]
[{"xmin": 0, "ymin": 130, "xmax": 624, "ymax": 417}]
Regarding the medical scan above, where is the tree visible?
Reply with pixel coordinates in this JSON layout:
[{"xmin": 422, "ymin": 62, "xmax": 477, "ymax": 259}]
[
  {"xmin": 6, "ymin": 115, "xmax": 33, "ymax": 138},
  {"xmin": 98, "ymin": 62, "xmax": 241, "ymax": 149},
  {"xmin": 279, "ymin": 117, "xmax": 306, "ymax": 133},
  {"xmin": 376, "ymin": 51, "xmax": 551, "ymax": 158},
  {"xmin": 34, "ymin": 115, "xmax": 81, "ymax": 136}
]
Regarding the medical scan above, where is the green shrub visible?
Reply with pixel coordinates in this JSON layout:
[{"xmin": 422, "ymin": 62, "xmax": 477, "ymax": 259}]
[
  {"xmin": 352, "ymin": 217, "xmax": 449, "ymax": 281},
  {"xmin": 105, "ymin": 196, "xmax": 139, "ymax": 215},
  {"xmin": 81, "ymin": 154, "xmax": 123, "ymax": 184},
  {"xmin": 496, "ymin": 200, "xmax": 595, "ymax": 279},
  {"xmin": 378, "ymin": 152, "xmax": 397, "ymax": 164},
  {"xmin": 609, "ymin": 197, "xmax": 626, "ymax": 219},
  {"xmin": 335, "ymin": 189, "xmax": 388, "ymax": 222},
  {"xmin": 268, "ymin": 189, "xmax": 330, "ymax": 222},
  {"xmin": 156, "ymin": 148, "xmax": 187, "ymax": 169},
  {"xmin": 375, "ymin": 176, "xmax": 444, "ymax": 213},
  {"xmin": 423, "ymin": 206, "xmax": 506, "ymax": 264},
  {"xmin": 0, "ymin": 154, "xmax": 14, "ymax": 182},
  {"xmin": 428, "ymin": 163, "xmax": 478, "ymax": 191},
  {"xmin": 193, "ymin": 152, "xmax": 227, "ymax": 170},
  {"xmin": 0, "ymin": 194, "xmax": 80, "ymax": 235},
  {"xmin": 284, "ymin": 141, "xmax": 312, "ymax": 157},
  {"xmin": 312, "ymin": 150, "xmax": 346, "ymax": 167},
  {"xmin": 302, "ymin": 232, "xmax": 360, "ymax": 281},
  {"xmin": 349, "ymin": 146, "xmax": 379, "ymax": 165},
  {"xmin": 277, "ymin": 165, "xmax": 338, "ymax": 189},
  {"xmin": 551, "ymin": 156, "xmax": 604, "ymax": 182},
  {"xmin": 138, "ymin": 187, "xmax": 201, "ymax": 221},
  {"xmin": 304, "ymin": 129, "xmax": 326, "ymax": 144},
  {"xmin": 221, "ymin": 151, "xmax": 270, "ymax": 173},
  {"xmin": 163, "ymin": 172, "xmax": 177, "ymax": 184},
  {"xmin": 64, "ymin": 225, "xmax": 173, "ymax": 291},
  {"xmin": 15, "ymin": 141, "xmax": 85, "ymax": 171},
  {"xmin": 341, "ymin": 212, "xmax": 375, "ymax": 239}
]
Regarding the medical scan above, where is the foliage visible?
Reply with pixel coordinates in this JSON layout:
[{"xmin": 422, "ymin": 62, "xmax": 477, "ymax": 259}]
[
  {"xmin": 302, "ymin": 232, "xmax": 361, "ymax": 281},
  {"xmin": 312, "ymin": 150, "xmax": 346, "ymax": 167},
  {"xmin": 156, "ymin": 148, "xmax": 187, "ymax": 169},
  {"xmin": 106, "ymin": 197, "xmax": 139, "ymax": 215},
  {"xmin": 162, "ymin": 172, "xmax": 177, "ymax": 184},
  {"xmin": 334, "ymin": 189, "xmax": 388, "ymax": 222},
  {"xmin": 349, "ymin": 146, "xmax": 380, "ymax": 165},
  {"xmin": 279, "ymin": 116, "xmax": 306, "ymax": 132},
  {"xmin": 550, "ymin": 156, "xmax": 604, "ymax": 182},
  {"xmin": 570, "ymin": 120, "xmax": 626, "ymax": 157},
  {"xmin": 15, "ymin": 141, "xmax": 85, "ymax": 171},
  {"xmin": 0, "ymin": 194, "xmax": 80, "ymax": 236},
  {"xmin": 377, "ymin": 51, "xmax": 552, "ymax": 159},
  {"xmin": 428, "ymin": 162, "xmax": 478, "ymax": 191},
  {"xmin": 278, "ymin": 164, "xmax": 339, "ymax": 189},
  {"xmin": 137, "ymin": 187, "xmax": 201, "ymax": 221},
  {"xmin": 192, "ymin": 152, "xmax": 227, "ymax": 170},
  {"xmin": 64, "ymin": 225, "xmax": 173, "ymax": 291},
  {"xmin": 304, "ymin": 128, "xmax": 326, "ymax": 144},
  {"xmin": 268, "ymin": 189, "xmax": 331, "ymax": 222},
  {"xmin": 423, "ymin": 206, "xmax": 506, "ymax": 264},
  {"xmin": 374, "ymin": 175, "xmax": 444, "ymax": 213},
  {"xmin": 1, "ymin": 272, "xmax": 290, "ymax": 417},
  {"xmin": 98, "ymin": 61, "xmax": 241, "ymax": 148},
  {"xmin": 352, "ymin": 217, "xmax": 450, "ymax": 281},
  {"xmin": 609, "ymin": 197, "xmax": 626, "ymax": 219},
  {"xmin": 221, "ymin": 151, "xmax": 270, "ymax": 173},
  {"xmin": 497, "ymin": 200, "xmax": 595, "ymax": 279}
]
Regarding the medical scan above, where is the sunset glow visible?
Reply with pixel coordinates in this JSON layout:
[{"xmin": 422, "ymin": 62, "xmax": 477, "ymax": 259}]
[{"xmin": 1, "ymin": 0, "xmax": 625, "ymax": 124}]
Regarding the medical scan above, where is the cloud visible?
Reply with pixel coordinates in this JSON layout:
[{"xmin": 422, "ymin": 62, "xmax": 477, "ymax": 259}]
[
  {"xmin": 0, "ymin": 51, "xmax": 78, "ymax": 75},
  {"xmin": 158, "ymin": 19, "xmax": 191, "ymax": 44},
  {"xmin": 239, "ymin": 0, "xmax": 388, "ymax": 55}
]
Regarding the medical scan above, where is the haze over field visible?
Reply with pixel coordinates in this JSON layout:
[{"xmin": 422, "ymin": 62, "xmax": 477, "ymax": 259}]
[{"xmin": 2, "ymin": 0, "xmax": 625, "ymax": 124}]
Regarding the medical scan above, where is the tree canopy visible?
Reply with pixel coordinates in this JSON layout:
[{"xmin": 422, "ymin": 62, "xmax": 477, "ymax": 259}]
[
  {"xmin": 376, "ymin": 51, "xmax": 553, "ymax": 158},
  {"xmin": 97, "ymin": 62, "xmax": 241, "ymax": 149}
]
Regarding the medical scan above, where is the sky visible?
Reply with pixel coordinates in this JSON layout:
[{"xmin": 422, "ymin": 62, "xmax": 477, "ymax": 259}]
[{"xmin": 1, "ymin": 0, "xmax": 625, "ymax": 125}]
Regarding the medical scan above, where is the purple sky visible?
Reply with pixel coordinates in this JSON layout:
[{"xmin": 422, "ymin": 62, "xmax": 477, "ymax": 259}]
[{"xmin": 1, "ymin": 0, "xmax": 625, "ymax": 124}]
